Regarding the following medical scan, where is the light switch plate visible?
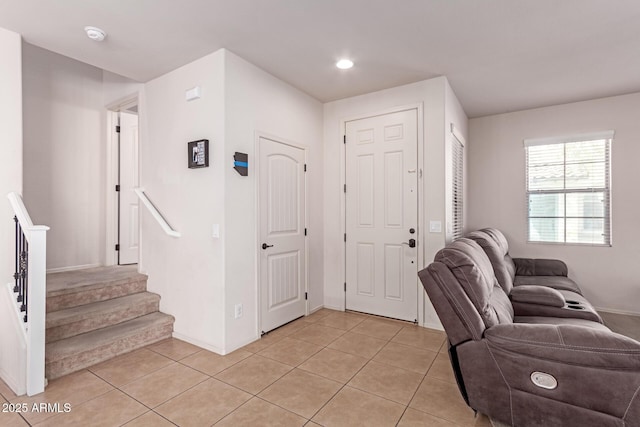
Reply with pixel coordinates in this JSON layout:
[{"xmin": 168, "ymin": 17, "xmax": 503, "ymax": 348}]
[
  {"xmin": 212, "ymin": 224, "xmax": 220, "ymax": 238},
  {"xmin": 429, "ymin": 220, "xmax": 442, "ymax": 233},
  {"xmin": 186, "ymin": 86, "xmax": 201, "ymax": 101}
]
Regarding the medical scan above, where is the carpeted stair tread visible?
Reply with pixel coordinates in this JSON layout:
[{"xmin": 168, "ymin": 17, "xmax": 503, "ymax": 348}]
[
  {"xmin": 46, "ymin": 266, "xmax": 148, "ymax": 312},
  {"xmin": 46, "ymin": 312, "xmax": 174, "ymax": 380},
  {"xmin": 47, "ymin": 265, "xmax": 146, "ymax": 296},
  {"xmin": 46, "ymin": 292, "xmax": 161, "ymax": 343}
]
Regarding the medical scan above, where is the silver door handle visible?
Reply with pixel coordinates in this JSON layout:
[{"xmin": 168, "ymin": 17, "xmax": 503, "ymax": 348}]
[{"xmin": 402, "ymin": 239, "xmax": 416, "ymax": 248}]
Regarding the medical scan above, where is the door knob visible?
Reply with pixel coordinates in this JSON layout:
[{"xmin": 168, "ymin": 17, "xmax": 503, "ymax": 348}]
[
  {"xmin": 262, "ymin": 243, "xmax": 274, "ymax": 250},
  {"xmin": 402, "ymin": 239, "xmax": 416, "ymax": 248}
]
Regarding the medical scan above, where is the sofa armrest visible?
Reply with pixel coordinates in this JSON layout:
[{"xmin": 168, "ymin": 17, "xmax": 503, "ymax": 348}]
[
  {"xmin": 509, "ymin": 285, "xmax": 565, "ymax": 307},
  {"xmin": 485, "ymin": 323, "xmax": 640, "ymax": 369},
  {"xmin": 513, "ymin": 258, "xmax": 568, "ymax": 276}
]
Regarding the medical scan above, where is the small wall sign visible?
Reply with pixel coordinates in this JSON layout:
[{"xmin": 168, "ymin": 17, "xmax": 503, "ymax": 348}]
[
  {"xmin": 234, "ymin": 152, "xmax": 248, "ymax": 176},
  {"xmin": 188, "ymin": 139, "xmax": 209, "ymax": 168}
]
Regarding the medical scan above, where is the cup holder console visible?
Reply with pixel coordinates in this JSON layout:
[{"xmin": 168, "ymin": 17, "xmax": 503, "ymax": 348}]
[
  {"xmin": 565, "ymin": 300, "xmax": 581, "ymax": 305},
  {"xmin": 567, "ymin": 304, "xmax": 585, "ymax": 310}
]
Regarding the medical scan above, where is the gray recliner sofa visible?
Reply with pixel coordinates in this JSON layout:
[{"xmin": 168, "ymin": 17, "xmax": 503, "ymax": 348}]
[
  {"xmin": 419, "ymin": 238, "xmax": 640, "ymax": 427},
  {"xmin": 466, "ymin": 228, "xmax": 602, "ymax": 323}
]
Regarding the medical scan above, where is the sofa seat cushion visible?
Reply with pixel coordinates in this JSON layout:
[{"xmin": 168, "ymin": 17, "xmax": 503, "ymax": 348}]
[
  {"xmin": 514, "ymin": 275, "xmax": 582, "ymax": 295},
  {"xmin": 514, "ymin": 316, "xmax": 609, "ymax": 331},
  {"xmin": 486, "ymin": 323, "xmax": 640, "ymax": 369}
]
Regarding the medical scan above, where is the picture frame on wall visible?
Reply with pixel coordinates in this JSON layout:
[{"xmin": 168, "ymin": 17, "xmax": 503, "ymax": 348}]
[{"xmin": 188, "ymin": 139, "xmax": 209, "ymax": 168}]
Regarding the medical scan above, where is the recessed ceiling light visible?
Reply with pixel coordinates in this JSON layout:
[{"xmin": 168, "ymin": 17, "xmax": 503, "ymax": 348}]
[
  {"xmin": 336, "ymin": 59, "xmax": 354, "ymax": 69},
  {"xmin": 84, "ymin": 26, "xmax": 107, "ymax": 42}
]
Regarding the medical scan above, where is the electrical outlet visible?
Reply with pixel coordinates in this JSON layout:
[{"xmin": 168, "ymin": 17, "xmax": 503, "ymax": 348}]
[{"xmin": 234, "ymin": 304, "xmax": 243, "ymax": 319}]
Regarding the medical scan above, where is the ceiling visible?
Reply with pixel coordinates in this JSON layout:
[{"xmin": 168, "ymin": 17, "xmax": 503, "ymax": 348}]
[{"xmin": 1, "ymin": 0, "xmax": 639, "ymax": 118}]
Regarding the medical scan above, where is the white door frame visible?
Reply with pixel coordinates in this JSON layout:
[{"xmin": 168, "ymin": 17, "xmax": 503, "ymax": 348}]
[
  {"xmin": 340, "ymin": 103, "xmax": 426, "ymax": 326},
  {"xmin": 105, "ymin": 94, "xmax": 140, "ymax": 267},
  {"xmin": 255, "ymin": 131, "xmax": 309, "ymax": 336}
]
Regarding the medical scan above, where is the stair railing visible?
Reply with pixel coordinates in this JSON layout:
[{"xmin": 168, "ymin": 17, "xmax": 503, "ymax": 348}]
[
  {"xmin": 134, "ymin": 188, "xmax": 180, "ymax": 237},
  {"xmin": 7, "ymin": 192, "xmax": 48, "ymax": 396}
]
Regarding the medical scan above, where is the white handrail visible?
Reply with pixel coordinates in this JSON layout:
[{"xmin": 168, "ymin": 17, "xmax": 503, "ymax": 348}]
[
  {"xmin": 134, "ymin": 188, "xmax": 181, "ymax": 238},
  {"xmin": 6, "ymin": 192, "xmax": 48, "ymax": 396},
  {"xmin": 8, "ymin": 192, "xmax": 34, "ymax": 232}
]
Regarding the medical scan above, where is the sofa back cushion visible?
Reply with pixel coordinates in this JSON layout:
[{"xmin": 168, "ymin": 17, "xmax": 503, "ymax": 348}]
[
  {"xmin": 466, "ymin": 228, "xmax": 517, "ymax": 293},
  {"xmin": 435, "ymin": 238, "xmax": 514, "ymax": 328}
]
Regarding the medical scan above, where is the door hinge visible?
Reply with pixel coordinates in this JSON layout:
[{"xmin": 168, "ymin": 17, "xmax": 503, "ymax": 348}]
[
  {"xmin": 344, "ymin": 282, "xmax": 347, "ymax": 292},
  {"xmin": 304, "ymin": 228, "xmax": 307, "ymax": 236},
  {"xmin": 115, "ymin": 125, "xmax": 120, "ymax": 133},
  {"xmin": 305, "ymin": 292, "xmax": 308, "ymax": 300},
  {"xmin": 343, "ymin": 135, "xmax": 346, "ymax": 144},
  {"xmin": 115, "ymin": 185, "xmax": 120, "ymax": 192},
  {"xmin": 343, "ymin": 184, "xmax": 346, "ymax": 193},
  {"xmin": 344, "ymin": 233, "xmax": 347, "ymax": 242},
  {"xmin": 115, "ymin": 244, "xmax": 120, "ymax": 251},
  {"xmin": 304, "ymin": 164, "xmax": 307, "ymax": 172}
]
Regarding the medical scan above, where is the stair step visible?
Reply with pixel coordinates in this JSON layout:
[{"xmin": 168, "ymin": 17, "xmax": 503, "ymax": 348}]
[
  {"xmin": 46, "ymin": 292, "xmax": 161, "ymax": 343},
  {"xmin": 46, "ymin": 266, "xmax": 147, "ymax": 312},
  {"xmin": 46, "ymin": 312, "xmax": 174, "ymax": 380}
]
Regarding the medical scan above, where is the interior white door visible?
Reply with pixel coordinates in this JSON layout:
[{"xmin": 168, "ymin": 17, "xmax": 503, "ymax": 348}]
[
  {"xmin": 118, "ymin": 111, "xmax": 139, "ymax": 265},
  {"xmin": 345, "ymin": 109, "xmax": 418, "ymax": 321},
  {"xmin": 259, "ymin": 137, "xmax": 306, "ymax": 333}
]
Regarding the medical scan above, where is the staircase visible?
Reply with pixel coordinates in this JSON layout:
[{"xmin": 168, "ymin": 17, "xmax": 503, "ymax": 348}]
[{"xmin": 45, "ymin": 266, "xmax": 174, "ymax": 380}]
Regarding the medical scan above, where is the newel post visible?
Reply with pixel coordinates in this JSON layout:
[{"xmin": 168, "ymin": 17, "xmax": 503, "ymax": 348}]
[{"xmin": 25, "ymin": 225, "xmax": 48, "ymax": 396}]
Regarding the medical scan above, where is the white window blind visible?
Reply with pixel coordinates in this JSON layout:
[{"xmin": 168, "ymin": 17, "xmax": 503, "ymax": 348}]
[
  {"xmin": 451, "ymin": 134, "xmax": 464, "ymax": 240},
  {"xmin": 524, "ymin": 132, "xmax": 612, "ymax": 246}
]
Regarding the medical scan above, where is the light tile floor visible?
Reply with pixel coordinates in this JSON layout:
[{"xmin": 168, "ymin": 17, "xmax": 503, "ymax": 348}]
[{"xmin": 1, "ymin": 309, "xmax": 493, "ymax": 426}]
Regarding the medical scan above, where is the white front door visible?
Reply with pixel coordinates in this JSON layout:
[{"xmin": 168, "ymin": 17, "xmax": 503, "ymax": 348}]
[
  {"xmin": 118, "ymin": 111, "xmax": 139, "ymax": 265},
  {"xmin": 345, "ymin": 109, "xmax": 418, "ymax": 321},
  {"xmin": 259, "ymin": 137, "xmax": 306, "ymax": 333}
]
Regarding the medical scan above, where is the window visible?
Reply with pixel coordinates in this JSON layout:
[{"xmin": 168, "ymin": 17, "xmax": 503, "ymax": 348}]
[
  {"xmin": 451, "ymin": 125, "xmax": 464, "ymax": 240},
  {"xmin": 524, "ymin": 131, "xmax": 612, "ymax": 245}
]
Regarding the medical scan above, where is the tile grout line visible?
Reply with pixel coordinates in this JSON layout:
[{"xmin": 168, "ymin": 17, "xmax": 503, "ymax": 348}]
[
  {"xmin": 24, "ymin": 370, "xmax": 116, "ymax": 426},
  {"xmin": 238, "ymin": 312, "xmax": 371, "ymax": 424},
  {"xmin": 394, "ymin": 344, "xmax": 440, "ymax": 425},
  {"xmin": 303, "ymin": 314, "xmax": 413, "ymax": 424},
  {"xmin": 28, "ymin": 310, "xmax": 446, "ymax": 426}
]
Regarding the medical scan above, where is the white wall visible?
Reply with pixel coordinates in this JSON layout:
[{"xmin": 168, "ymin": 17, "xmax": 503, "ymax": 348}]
[
  {"xmin": 22, "ymin": 44, "xmax": 105, "ymax": 270},
  {"xmin": 468, "ymin": 92, "xmax": 640, "ymax": 315},
  {"xmin": 223, "ymin": 51, "xmax": 324, "ymax": 352},
  {"xmin": 141, "ymin": 50, "xmax": 227, "ymax": 352},
  {"xmin": 0, "ymin": 26, "xmax": 27, "ymax": 395},
  {"xmin": 323, "ymin": 77, "xmax": 468, "ymax": 328},
  {"xmin": 102, "ymin": 70, "xmax": 142, "ymax": 106}
]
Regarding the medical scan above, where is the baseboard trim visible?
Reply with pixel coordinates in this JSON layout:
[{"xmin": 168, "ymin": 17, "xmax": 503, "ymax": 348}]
[
  {"xmin": 171, "ymin": 332, "xmax": 225, "ymax": 355},
  {"xmin": 423, "ymin": 320, "xmax": 445, "ymax": 332},
  {"xmin": 46, "ymin": 264, "xmax": 101, "ymax": 274},
  {"xmin": 308, "ymin": 305, "xmax": 324, "ymax": 314},
  {"xmin": 596, "ymin": 307, "xmax": 640, "ymax": 317},
  {"xmin": 0, "ymin": 366, "xmax": 25, "ymax": 396}
]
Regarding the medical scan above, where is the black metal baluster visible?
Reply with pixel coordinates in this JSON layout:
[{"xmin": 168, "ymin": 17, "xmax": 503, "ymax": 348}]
[
  {"xmin": 13, "ymin": 216, "xmax": 29, "ymax": 323},
  {"xmin": 23, "ymin": 238, "xmax": 29, "ymax": 322},
  {"xmin": 13, "ymin": 217, "xmax": 19, "ymax": 293},
  {"xmin": 17, "ymin": 222, "xmax": 23, "ymax": 308}
]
